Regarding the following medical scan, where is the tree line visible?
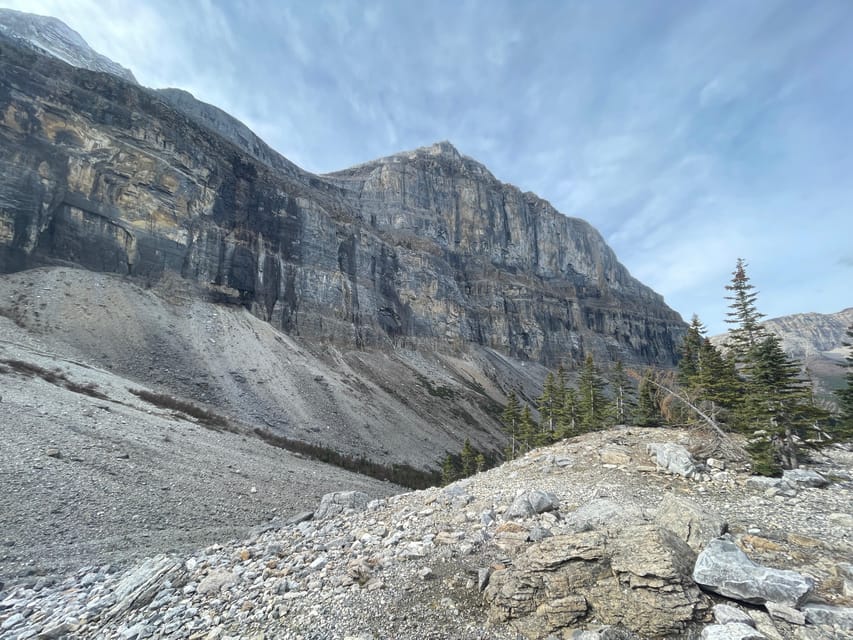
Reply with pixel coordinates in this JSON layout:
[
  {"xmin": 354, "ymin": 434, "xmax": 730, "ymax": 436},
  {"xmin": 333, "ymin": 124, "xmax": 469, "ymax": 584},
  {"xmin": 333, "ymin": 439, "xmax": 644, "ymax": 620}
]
[{"xmin": 493, "ymin": 258, "xmax": 853, "ymax": 476}]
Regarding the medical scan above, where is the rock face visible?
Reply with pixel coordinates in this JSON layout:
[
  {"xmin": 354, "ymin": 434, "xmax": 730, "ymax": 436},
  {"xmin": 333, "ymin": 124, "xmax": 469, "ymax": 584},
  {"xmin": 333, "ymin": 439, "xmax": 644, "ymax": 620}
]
[
  {"xmin": 0, "ymin": 9, "xmax": 137, "ymax": 83},
  {"xmin": 0, "ymin": 25, "xmax": 684, "ymax": 368}
]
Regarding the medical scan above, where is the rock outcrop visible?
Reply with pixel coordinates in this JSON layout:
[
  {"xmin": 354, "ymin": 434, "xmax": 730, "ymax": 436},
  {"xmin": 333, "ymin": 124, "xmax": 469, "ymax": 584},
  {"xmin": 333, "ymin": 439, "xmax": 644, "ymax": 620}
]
[{"xmin": 0, "ymin": 24, "xmax": 684, "ymax": 368}]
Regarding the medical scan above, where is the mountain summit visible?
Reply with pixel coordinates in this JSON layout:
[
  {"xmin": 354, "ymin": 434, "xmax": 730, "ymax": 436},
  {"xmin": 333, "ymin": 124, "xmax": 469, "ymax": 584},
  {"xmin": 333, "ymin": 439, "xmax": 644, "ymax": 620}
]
[{"xmin": 0, "ymin": 9, "xmax": 137, "ymax": 83}]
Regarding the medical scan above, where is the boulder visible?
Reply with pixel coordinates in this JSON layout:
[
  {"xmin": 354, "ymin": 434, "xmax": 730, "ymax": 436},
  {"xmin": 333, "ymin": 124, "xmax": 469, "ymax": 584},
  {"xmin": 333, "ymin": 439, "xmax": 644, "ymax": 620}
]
[
  {"xmin": 102, "ymin": 555, "xmax": 187, "ymax": 622},
  {"xmin": 484, "ymin": 524, "xmax": 707, "ymax": 638},
  {"xmin": 693, "ymin": 535, "xmax": 814, "ymax": 607},
  {"xmin": 655, "ymin": 494, "xmax": 727, "ymax": 552},
  {"xmin": 564, "ymin": 499, "xmax": 646, "ymax": 534},
  {"xmin": 713, "ymin": 604, "xmax": 755, "ymax": 627},
  {"xmin": 314, "ymin": 491, "xmax": 370, "ymax": 520},
  {"xmin": 647, "ymin": 443, "xmax": 698, "ymax": 478},
  {"xmin": 781, "ymin": 469, "xmax": 828, "ymax": 489},
  {"xmin": 700, "ymin": 623, "xmax": 766, "ymax": 640},
  {"xmin": 505, "ymin": 490, "xmax": 559, "ymax": 519},
  {"xmin": 802, "ymin": 603, "xmax": 853, "ymax": 628},
  {"xmin": 599, "ymin": 445, "xmax": 632, "ymax": 465}
]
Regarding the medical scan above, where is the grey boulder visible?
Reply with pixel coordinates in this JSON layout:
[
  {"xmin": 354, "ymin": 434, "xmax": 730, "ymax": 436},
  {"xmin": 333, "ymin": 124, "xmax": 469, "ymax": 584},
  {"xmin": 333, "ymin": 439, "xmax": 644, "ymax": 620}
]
[
  {"xmin": 314, "ymin": 491, "xmax": 371, "ymax": 520},
  {"xmin": 647, "ymin": 442, "xmax": 698, "ymax": 478},
  {"xmin": 693, "ymin": 535, "xmax": 814, "ymax": 607},
  {"xmin": 505, "ymin": 490, "xmax": 559, "ymax": 519},
  {"xmin": 700, "ymin": 623, "xmax": 766, "ymax": 640}
]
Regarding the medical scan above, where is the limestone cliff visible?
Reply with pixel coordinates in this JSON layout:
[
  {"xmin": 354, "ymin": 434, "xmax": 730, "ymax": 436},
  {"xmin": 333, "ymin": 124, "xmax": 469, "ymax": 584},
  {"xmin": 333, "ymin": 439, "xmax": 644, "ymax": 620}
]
[{"xmin": 0, "ymin": 28, "xmax": 684, "ymax": 369}]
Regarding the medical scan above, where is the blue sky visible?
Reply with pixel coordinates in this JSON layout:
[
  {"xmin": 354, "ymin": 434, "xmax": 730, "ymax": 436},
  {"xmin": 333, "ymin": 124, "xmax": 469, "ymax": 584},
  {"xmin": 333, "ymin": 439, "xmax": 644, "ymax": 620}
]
[{"xmin": 4, "ymin": 0, "xmax": 852, "ymax": 334}]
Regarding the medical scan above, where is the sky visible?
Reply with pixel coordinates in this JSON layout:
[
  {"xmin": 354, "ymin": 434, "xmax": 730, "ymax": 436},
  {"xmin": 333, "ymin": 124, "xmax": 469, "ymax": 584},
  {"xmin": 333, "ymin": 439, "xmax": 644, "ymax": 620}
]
[{"xmin": 2, "ymin": 0, "xmax": 851, "ymax": 335}]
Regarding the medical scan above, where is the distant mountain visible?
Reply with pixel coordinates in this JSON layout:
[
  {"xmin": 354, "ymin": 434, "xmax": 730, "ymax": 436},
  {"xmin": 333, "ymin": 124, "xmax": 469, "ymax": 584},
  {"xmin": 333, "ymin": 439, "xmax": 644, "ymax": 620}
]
[
  {"xmin": 0, "ymin": 8, "xmax": 137, "ymax": 83},
  {"xmin": 714, "ymin": 308, "xmax": 852, "ymax": 406}
]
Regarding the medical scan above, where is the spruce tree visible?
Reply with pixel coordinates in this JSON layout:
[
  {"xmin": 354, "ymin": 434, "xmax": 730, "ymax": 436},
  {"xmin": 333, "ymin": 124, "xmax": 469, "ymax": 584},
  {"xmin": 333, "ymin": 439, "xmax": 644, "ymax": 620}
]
[
  {"xmin": 460, "ymin": 438, "xmax": 476, "ymax": 476},
  {"xmin": 441, "ymin": 454, "xmax": 458, "ymax": 485},
  {"xmin": 518, "ymin": 405, "xmax": 537, "ymax": 452},
  {"xmin": 634, "ymin": 368, "xmax": 661, "ymax": 427},
  {"xmin": 537, "ymin": 372, "xmax": 559, "ymax": 435},
  {"xmin": 678, "ymin": 315, "xmax": 706, "ymax": 388},
  {"xmin": 557, "ymin": 387, "xmax": 579, "ymax": 438},
  {"xmin": 577, "ymin": 354, "xmax": 608, "ymax": 431},
  {"xmin": 501, "ymin": 392, "xmax": 521, "ymax": 459},
  {"xmin": 835, "ymin": 325, "xmax": 853, "ymax": 441},
  {"xmin": 724, "ymin": 259, "xmax": 767, "ymax": 363},
  {"xmin": 609, "ymin": 360, "xmax": 632, "ymax": 425}
]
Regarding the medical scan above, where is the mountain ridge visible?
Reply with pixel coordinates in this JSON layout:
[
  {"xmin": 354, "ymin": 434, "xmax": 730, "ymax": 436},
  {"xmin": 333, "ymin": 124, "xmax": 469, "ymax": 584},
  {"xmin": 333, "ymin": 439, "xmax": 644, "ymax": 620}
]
[{"xmin": 0, "ymin": 23, "xmax": 686, "ymax": 369}]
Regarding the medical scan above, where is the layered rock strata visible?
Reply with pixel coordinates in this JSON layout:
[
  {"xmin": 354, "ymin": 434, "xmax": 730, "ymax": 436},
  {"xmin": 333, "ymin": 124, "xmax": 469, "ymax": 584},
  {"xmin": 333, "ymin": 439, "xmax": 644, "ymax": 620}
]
[{"xmin": 0, "ymin": 30, "xmax": 684, "ymax": 367}]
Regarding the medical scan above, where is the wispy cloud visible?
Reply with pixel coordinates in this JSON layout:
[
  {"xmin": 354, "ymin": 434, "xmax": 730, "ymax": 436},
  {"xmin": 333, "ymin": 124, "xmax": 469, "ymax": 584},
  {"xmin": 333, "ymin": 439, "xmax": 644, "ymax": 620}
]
[{"xmin": 2, "ymin": 0, "xmax": 851, "ymax": 333}]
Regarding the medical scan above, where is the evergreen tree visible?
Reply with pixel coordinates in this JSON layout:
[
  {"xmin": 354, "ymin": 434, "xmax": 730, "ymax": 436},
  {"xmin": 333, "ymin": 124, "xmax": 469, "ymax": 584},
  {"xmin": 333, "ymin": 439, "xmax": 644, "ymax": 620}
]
[
  {"xmin": 724, "ymin": 259, "xmax": 767, "ymax": 363},
  {"xmin": 475, "ymin": 453, "xmax": 486, "ymax": 473},
  {"xmin": 634, "ymin": 368, "xmax": 661, "ymax": 427},
  {"xmin": 460, "ymin": 438, "xmax": 476, "ymax": 476},
  {"xmin": 577, "ymin": 354, "xmax": 608, "ymax": 431},
  {"xmin": 537, "ymin": 372, "xmax": 560, "ymax": 435},
  {"xmin": 557, "ymin": 387, "xmax": 579, "ymax": 438},
  {"xmin": 835, "ymin": 325, "xmax": 853, "ymax": 441},
  {"xmin": 695, "ymin": 338, "xmax": 740, "ymax": 422},
  {"xmin": 441, "ymin": 454, "xmax": 458, "ymax": 485},
  {"xmin": 518, "ymin": 405, "xmax": 537, "ymax": 452},
  {"xmin": 743, "ymin": 334, "xmax": 815, "ymax": 472},
  {"xmin": 609, "ymin": 360, "xmax": 632, "ymax": 425},
  {"xmin": 678, "ymin": 314, "xmax": 706, "ymax": 388},
  {"xmin": 501, "ymin": 392, "xmax": 521, "ymax": 459}
]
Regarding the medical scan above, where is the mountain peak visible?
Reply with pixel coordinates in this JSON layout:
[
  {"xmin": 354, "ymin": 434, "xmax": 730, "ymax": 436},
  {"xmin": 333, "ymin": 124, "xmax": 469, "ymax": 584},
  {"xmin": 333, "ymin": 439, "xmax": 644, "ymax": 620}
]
[{"xmin": 0, "ymin": 9, "xmax": 137, "ymax": 83}]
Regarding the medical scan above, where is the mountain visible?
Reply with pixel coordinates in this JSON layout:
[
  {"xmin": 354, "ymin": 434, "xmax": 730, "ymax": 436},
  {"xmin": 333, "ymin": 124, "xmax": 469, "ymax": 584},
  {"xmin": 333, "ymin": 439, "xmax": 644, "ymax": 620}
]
[
  {"xmin": 0, "ymin": 8, "xmax": 137, "ymax": 83},
  {"xmin": 713, "ymin": 308, "xmax": 852, "ymax": 406},
  {"xmin": 0, "ymin": 14, "xmax": 685, "ymax": 471},
  {"xmin": 763, "ymin": 308, "xmax": 853, "ymax": 404}
]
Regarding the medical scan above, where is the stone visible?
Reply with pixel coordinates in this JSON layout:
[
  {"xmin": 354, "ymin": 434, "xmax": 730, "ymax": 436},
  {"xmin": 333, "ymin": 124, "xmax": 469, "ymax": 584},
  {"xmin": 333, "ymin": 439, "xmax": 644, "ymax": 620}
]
[
  {"xmin": 781, "ymin": 469, "xmax": 828, "ymax": 489},
  {"xmin": 647, "ymin": 443, "xmax": 698, "ymax": 478},
  {"xmin": 505, "ymin": 490, "xmax": 559, "ymax": 519},
  {"xmin": 315, "ymin": 491, "xmax": 371, "ymax": 519},
  {"xmin": 196, "ymin": 570, "xmax": 236, "ymax": 595},
  {"xmin": 713, "ymin": 604, "xmax": 755, "ymax": 626},
  {"xmin": 700, "ymin": 623, "xmax": 766, "ymax": 640},
  {"xmin": 599, "ymin": 445, "xmax": 631, "ymax": 465},
  {"xmin": 802, "ymin": 603, "xmax": 853, "ymax": 628},
  {"xmin": 655, "ymin": 494, "xmax": 727, "ymax": 552},
  {"xmin": 45, "ymin": 447, "xmax": 61, "ymax": 458},
  {"xmin": 485, "ymin": 524, "xmax": 707, "ymax": 638},
  {"xmin": 764, "ymin": 601, "xmax": 805, "ymax": 625},
  {"xmin": 417, "ymin": 567, "xmax": 433, "ymax": 580},
  {"xmin": 693, "ymin": 535, "xmax": 814, "ymax": 607}
]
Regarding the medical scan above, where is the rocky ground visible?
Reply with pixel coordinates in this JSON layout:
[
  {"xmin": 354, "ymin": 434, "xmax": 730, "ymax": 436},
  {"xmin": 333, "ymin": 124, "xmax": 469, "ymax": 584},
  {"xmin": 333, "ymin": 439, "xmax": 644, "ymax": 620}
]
[{"xmin": 1, "ymin": 425, "xmax": 851, "ymax": 639}]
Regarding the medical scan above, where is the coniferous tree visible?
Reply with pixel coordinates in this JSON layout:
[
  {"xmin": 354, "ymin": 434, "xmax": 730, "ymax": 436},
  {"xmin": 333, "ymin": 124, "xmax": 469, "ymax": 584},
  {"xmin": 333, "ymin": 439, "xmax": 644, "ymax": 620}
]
[
  {"xmin": 577, "ymin": 354, "xmax": 608, "ymax": 431},
  {"xmin": 441, "ymin": 454, "xmax": 458, "ymax": 485},
  {"xmin": 724, "ymin": 259, "xmax": 767, "ymax": 363},
  {"xmin": 518, "ymin": 405, "xmax": 537, "ymax": 452},
  {"xmin": 557, "ymin": 387, "xmax": 579, "ymax": 438},
  {"xmin": 634, "ymin": 368, "xmax": 661, "ymax": 427},
  {"xmin": 695, "ymin": 338, "xmax": 740, "ymax": 422},
  {"xmin": 609, "ymin": 360, "xmax": 632, "ymax": 425},
  {"xmin": 460, "ymin": 438, "xmax": 476, "ymax": 476},
  {"xmin": 501, "ymin": 392, "xmax": 521, "ymax": 459},
  {"xmin": 678, "ymin": 315, "xmax": 706, "ymax": 388},
  {"xmin": 835, "ymin": 326, "xmax": 853, "ymax": 441},
  {"xmin": 475, "ymin": 453, "xmax": 486, "ymax": 473},
  {"xmin": 538, "ymin": 372, "xmax": 560, "ymax": 435},
  {"xmin": 741, "ymin": 334, "xmax": 818, "ymax": 472}
]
